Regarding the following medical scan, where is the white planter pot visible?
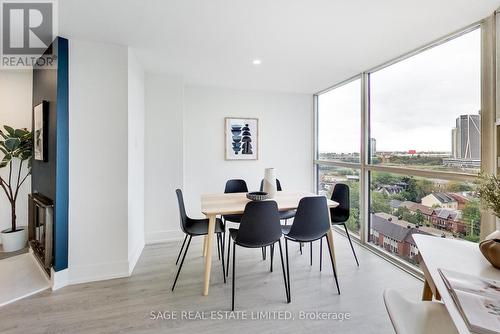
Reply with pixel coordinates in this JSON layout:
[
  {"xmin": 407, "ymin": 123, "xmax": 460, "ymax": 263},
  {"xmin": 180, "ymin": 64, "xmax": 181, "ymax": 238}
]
[{"xmin": 1, "ymin": 226, "xmax": 28, "ymax": 252}]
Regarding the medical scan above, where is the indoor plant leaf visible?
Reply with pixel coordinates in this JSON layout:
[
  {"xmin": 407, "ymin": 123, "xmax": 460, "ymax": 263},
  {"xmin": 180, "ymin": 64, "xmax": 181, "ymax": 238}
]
[
  {"xmin": 14, "ymin": 128, "xmax": 28, "ymax": 138},
  {"xmin": 3, "ymin": 125, "xmax": 15, "ymax": 137},
  {"xmin": 4, "ymin": 137, "xmax": 20, "ymax": 151},
  {"xmin": 0, "ymin": 125, "xmax": 33, "ymax": 233}
]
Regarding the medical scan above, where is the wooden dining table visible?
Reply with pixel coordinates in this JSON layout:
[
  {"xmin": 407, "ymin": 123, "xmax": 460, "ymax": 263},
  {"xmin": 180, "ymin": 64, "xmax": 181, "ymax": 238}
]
[{"xmin": 199, "ymin": 191, "xmax": 339, "ymax": 296}]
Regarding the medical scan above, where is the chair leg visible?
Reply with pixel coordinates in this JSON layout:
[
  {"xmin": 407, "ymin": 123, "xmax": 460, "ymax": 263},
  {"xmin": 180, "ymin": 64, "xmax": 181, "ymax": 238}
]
[
  {"xmin": 220, "ymin": 233, "xmax": 226, "ymax": 283},
  {"xmin": 262, "ymin": 246, "xmax": 266, "ymax": 260},
  {"xmin": 310, "ymin": 242, "xmax": 313, "ymax": 266},
  {"xmin": 284, "ymin": 219, "xmax": 287, "ymax": 226},
  {"xmin": 285, "ymin": 238, "xmax": 291, "ymax": 303},
  {"xmin": 176, "ymin": 235, "xmax": 188, "ymax": 265},
  {"xmin": 172, "ymin": 235, "xmax": 192, "ymax": 291},
  {"xmin": 270, "ymin": 244, "xmax": 274, "ymax": 272},
  {"xmin": 226, "ymin": 235, "xmax": 231, "ymax": 277},
  {"xmin": 231, "ymin": 242, "xmax": 236, "ymax": 311},
  {"xmin": 325, "ymin": 235, "xmax": 340, "ymax": 295},
  {"xmin": 320, "ymin": 238, "xmax": 323, "ymax": 272},
  {"xmin": 343, "ymin": 223, "xmax": 359, "ymax": 266},
  {"xmin": 217, "ymin": 233, "xmax": 221, "ymax": 260},
  {"xmin": 299, "ymin": 242, "xmax": 302, "ymax": 255},
  {"xmin": 278, "ymin": 240, "xmax": 289, "ymax": 303}
]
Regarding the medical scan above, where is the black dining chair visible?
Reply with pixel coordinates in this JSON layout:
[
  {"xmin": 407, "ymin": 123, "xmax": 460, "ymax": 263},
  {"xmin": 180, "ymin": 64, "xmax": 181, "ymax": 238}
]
[
  {"xmin": 282, "ymin": 196, "xmax": 340, "ymax": 302},
  {"xmin": 259, "ymin": 179, "xmax": 296, "ymax": 222},
  {"xmin": 259, "ymin": 178, "xmax": 297, "ymax": 260},
  {"xmin": 227, "ymin": 200, "xmax": 288, "ymax": 310},
  {"xmin": 319, "ymin": 183, "xmax": 359, "ymax": 270},
  {"xmin": 223, "ymin": 179, "xmax": 248, "ymax": 224},
  {"xmin": 172, "ymin": 189, "xmax": 226, "ymax": 291},
  {"xmin": 223, "ymin": 179, "xmax": 249, "ymax": 273}
]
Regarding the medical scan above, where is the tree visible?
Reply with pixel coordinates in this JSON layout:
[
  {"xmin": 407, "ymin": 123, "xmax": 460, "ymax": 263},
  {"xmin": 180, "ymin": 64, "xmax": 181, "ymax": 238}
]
[
  {"xmin": 400, "ymin": 177, "xmax": 437, "ymax": 203},
  {"xmin": 445, "ymin": 181, "xmax": 473, "ymax": 192},
  {"xmin": 346, "ymin": 208, "xmax": 360, "ymax": 233},
  {"xmin": 414, "ymin": 210, "xmax": 425, "ymax": 225},
  {"xmin": 462, "ymin": 199, "xmax": 480, "ymax": 240},
  {"xmin": 371, "ymin": 191, "xmax": 391, "ymax": 214},
  {"xmin": 389, "ymin": 193, "xmax": 406, "ymax": 201},
  {"xmin": 346, "ymin": 181, "xmax": 360, "ymax": 232},
  {"xmin": 372, "ymin": 172, "xmax": 399, "ymax": 187},
  {"xmin": 395, "ymin": 206, "xmax": 410, "ymax": 219}
]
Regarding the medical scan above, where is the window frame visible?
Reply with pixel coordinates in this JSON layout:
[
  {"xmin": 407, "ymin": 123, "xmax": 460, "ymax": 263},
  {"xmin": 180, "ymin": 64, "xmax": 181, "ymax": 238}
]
[{"xmin": 313, "ymin": 20, "xmax": 496, "ymax": 277}]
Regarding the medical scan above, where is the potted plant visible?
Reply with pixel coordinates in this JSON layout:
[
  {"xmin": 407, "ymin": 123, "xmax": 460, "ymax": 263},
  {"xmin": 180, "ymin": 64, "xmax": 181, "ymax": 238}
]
[
  {"xmin": 0, "ymin": 126, "xmax": 32, "ymax": 252},
  {"xmin": 477, "ymin": 173, "xmax": 500, "ymax": 269},
  {"xmin": 477, "ymin": 173, "xmax": 500, "ymax": 228}
]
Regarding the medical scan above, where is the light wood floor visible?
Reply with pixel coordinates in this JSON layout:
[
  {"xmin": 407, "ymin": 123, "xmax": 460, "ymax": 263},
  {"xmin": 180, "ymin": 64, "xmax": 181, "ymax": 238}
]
[
  {"xmin": 0, "ymin": 231, "xmax": 422, "ymax": 333},
  {"xmin": 0, "ymin": 246, "xmax": 28, "ymax": 260}
]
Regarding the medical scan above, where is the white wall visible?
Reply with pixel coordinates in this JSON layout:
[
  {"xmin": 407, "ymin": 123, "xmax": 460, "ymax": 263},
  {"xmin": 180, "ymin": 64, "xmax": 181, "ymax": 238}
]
[
  {"xmin": 144, "ymin": 74, "xmax": 184, "ymax": 243},
  {"xmin": 143, "ymin": 83, "xmax": 313, "ymax": 242},
  {"xmin": 68, "ymin": 41, "xmax": 312, "ymax": 283},
  {"xmin": 183, "ymin": 86, "xmax": 313, "ymax": 217},
  {"xmin": 127, "ymin": 48, "xmax": 145, "ymax": 273},
  {"xmin": 68, "ymin": 40, "xmax": 129, "ymax": 283},
  {"xmin": 0, "ymin": 70, "xmax": 32, "ymax": 236}
]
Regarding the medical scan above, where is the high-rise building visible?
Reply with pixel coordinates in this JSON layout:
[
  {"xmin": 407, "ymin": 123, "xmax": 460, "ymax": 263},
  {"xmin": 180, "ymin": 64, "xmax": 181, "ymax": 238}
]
[
  {"xmin": 451, "ymin": 113, "xmax": 480, "ymax": 160},
  {"xmin": 370, "ymin": 138, "xmax": 377, "ymax": 156}
]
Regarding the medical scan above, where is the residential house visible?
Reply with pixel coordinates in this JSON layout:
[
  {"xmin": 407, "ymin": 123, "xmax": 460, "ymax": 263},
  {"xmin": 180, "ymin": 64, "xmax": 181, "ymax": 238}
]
[
  {"xmin": 370, "ymin": 214, "xmax": 432, "ymax": 262},
  {"xmin": 421, "ymin": 192, "xmax": 458, "ymax": 209},
  {"xmin": 376, "ymin": 184, "xmax": 405, "ymax": 196},
  {"xmin": 430, "ymin": 208, "xmax": 467, "ymax": 234}
]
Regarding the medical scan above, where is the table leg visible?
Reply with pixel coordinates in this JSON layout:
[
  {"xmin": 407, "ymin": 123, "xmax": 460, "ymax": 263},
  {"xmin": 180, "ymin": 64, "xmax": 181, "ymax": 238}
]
[
  {"xmin": 203, "ymin": 236, "xmax": 207, "ymax": 257},
  {"xmin": 326, "ymin": 229, "xmax": 337, "ymax": 267},
  {"xmin": 422, "ymin": 279, "xmax": 433, "ymax": 301},
  {"xmin": 203, "ymin": 214, "xmax": 216, "ymax": 296},
  {"xmin": 326, "ymin": 205, "xmax": 336, "ymax": 266},
  {"xmin": 418, "ymin": 254, "xmax": 441, "ymax": 301}
]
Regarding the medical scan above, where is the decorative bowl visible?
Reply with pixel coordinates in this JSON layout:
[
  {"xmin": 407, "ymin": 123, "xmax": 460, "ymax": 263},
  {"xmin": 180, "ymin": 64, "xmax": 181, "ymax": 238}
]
[
  {"xmin": 246, "ymin": 191, "xmax": 269, "ymax": 201},
  {"xmin": 479, "ymin": 230, "xmax": 500, "ymax": 269}
]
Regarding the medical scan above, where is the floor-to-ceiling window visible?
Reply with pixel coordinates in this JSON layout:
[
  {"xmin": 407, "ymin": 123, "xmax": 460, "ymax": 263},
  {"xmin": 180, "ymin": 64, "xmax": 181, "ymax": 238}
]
[
  {"xmin": 316, "ymin": 78, "xmax": 361, "ymax": 234},
  {"xmin": 315, "ymin": 26, "xmax": 488, "ymax": 269}
]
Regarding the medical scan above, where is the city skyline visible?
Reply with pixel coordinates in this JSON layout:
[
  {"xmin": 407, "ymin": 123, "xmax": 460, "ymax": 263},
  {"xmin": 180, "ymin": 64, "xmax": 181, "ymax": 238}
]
[{"xmin": 318, "ymin": 29, "xmax": 480, "ymax": 154}]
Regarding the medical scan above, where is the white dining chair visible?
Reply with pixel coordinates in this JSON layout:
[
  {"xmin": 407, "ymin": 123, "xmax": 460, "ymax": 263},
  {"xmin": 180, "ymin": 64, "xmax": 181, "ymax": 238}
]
[{"xmin": 383, "ymin": 289, "xmax": 458, "ymax": 334}]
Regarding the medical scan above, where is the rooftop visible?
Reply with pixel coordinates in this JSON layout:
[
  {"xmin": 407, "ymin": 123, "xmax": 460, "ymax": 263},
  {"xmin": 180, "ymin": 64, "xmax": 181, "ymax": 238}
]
[
  {"xmin": 399, "ymin": 201, "xmax": 434, "ymax": 216},
  {"xmin": 428, "ymin": 192, "xmax": 456, "ymax": 203},
  {"xmin": 371, "ymin": 214, "xmax": 432, "ymax": 244}
]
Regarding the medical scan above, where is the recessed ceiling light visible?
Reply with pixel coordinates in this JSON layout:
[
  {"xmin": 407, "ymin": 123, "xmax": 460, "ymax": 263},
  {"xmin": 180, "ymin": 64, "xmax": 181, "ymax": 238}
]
[{"xmin": 252, "ymin": 59, "xmax": 262, "ymax": 65}]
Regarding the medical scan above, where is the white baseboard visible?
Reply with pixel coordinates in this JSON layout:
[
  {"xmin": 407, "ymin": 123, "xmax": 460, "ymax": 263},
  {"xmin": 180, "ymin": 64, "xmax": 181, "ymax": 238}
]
[
  {"xmin": 68, "ymin": 260, "xmax": 129, "ymax": 285},
  {"xmin": 145, "ymin": 229, "xmax": 184, "ymax": 244},
  {"xmin": 128, "ymin": 241, "xmax": 144, "ymax": 275},
  {"xmin": 51, "ymin": 268, "xmax": 69, "ymax": 290}
]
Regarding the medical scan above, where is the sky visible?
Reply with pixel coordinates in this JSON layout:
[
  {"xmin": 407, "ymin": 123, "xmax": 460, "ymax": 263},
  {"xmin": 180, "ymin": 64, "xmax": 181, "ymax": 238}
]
[{"xmin": 318, "ymin": 28, "xmax": 481, "ymax": 153}]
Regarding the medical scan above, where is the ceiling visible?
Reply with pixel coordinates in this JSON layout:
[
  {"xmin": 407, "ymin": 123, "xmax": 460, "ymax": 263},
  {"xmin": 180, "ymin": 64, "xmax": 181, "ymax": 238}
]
[{"xmin": 59, "ymin": 0, "xmax": 500, "ymax": 94}]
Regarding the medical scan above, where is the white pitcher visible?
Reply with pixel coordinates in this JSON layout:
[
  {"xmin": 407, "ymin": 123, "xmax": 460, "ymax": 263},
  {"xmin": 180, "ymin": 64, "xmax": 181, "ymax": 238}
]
[{"xmin": 263, "ymin": 168, "xmax": 277, "ymax": 198}]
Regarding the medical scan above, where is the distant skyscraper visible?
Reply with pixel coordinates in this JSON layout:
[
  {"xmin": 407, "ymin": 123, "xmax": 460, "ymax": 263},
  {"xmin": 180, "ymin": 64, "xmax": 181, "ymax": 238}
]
[
  {"xmin": 370, "ymin": 138, "xmax": 377, "ymax": 156},
  {"xmin": 451, "ymin": 113, "xmax": 480, "ymax": 160}
]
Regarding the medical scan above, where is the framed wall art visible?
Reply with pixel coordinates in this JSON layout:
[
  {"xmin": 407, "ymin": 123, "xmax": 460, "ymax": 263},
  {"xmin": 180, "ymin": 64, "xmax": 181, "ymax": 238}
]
[{"xmin": 225, "ymin": 117, "xmax": 258, "ymax": 160}]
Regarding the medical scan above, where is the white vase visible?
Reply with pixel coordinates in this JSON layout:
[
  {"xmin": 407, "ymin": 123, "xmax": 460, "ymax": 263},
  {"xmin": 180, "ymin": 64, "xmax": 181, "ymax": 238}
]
[
  {"xmin": 263, "ymin": 168, "xmax": 277, "ymax": 198},
  {"xmin": 1, "ymin": 226, "xmax": 28, "ymax": 252}
]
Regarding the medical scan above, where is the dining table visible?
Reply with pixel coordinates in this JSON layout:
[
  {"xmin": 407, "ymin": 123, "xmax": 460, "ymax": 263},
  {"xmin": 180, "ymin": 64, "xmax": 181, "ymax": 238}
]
[
  {"xmin": 414, "ymin": 234, "xmax": 500, "ymax": 334},
  {"xmin": 199, "ymin": 191, "xmax": 339, "ymax": 296}
]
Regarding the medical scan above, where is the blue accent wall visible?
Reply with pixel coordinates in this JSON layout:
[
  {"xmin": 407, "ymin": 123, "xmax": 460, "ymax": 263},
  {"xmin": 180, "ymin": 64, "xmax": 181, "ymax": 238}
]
[
  {"xmin": 32, "ymin": 37, "xmax": 69, "ymax": 272},
  {"xmin": 54, "ymin": 37, "xmax": 69, "ymax": 271}
]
